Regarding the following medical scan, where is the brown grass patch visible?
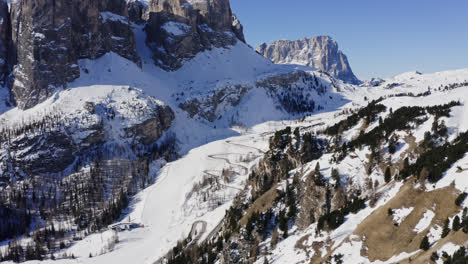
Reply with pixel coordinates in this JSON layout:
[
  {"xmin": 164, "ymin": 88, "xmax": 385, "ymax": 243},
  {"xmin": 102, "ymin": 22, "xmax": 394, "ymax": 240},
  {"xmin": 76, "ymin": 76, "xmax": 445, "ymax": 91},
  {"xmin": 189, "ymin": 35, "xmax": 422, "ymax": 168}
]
[
  {"xmin": 396, "ymin": 231, "xmax": 468, "ymax": 264},
  {"xmin": 295, "ymin": 234, "xmax": 313, "ymax": 258},
  {"xmin": 309, "ymin": 241, "xmax": 326, "ymax": 264},
  {"xmin": 239, "ymin": 184, "xmax": 278, "ymax": 226},
  {"xmin": 354, "ymin": 181, "xmax": 461, "ymax": 262}
]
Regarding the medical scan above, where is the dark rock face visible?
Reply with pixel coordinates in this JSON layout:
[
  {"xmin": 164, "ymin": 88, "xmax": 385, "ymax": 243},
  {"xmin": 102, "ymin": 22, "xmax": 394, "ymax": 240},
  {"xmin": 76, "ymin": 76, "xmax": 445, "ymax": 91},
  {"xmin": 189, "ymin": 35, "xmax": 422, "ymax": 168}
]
[
  {"xmin": 178, "ymin": 70, "xmax": 331, "ymax": 122},
  {"xmin": 145, "ymin": 0, "xmax": 245, "ymax": 70},
  {"xmin": 127, "ymin": 0, "xmax": 149, "ymax": 23},
  {"xmin": 9, "ymin": 0, "xmax": 140, "ymax": 109},
  {"xmin": 8, "ymin": 131, "xmax": 76, "ymax": 175},
  {"xmin": 0, "ymin": 1, "xmax": 9, "ymax": 85},
  {"xmin": 257, "ymin": 36, "xmax": 361, "ymax": 85},
  {"xmin": 0, "ymin": 94, "xmax": 175, "ymax": 179},
  {"xmin": 126, "ymin": 104, "xmax": 175, "ymax": 145},
  {"xmin": 179, "ymin": 84, "xmax": 249, "ymax": 122},
  {"xmin": 2, "ymin": 0, "xmax": 245, "ymax": 108}
]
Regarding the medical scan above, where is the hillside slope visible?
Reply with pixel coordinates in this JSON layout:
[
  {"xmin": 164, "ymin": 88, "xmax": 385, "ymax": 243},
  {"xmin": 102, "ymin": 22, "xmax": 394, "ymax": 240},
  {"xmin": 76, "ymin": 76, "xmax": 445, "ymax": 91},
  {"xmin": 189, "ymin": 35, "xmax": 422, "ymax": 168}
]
[
  {"xmin": 3, "ymin": 66, "xmax": 466, "ymax": 263},
  {"xmin": 0, "ymin": 0, "xmax": 466, "ymax": 263},
  {"xmin": 0, "ymin": 5, "xmax": 353, "ymax": 264}
]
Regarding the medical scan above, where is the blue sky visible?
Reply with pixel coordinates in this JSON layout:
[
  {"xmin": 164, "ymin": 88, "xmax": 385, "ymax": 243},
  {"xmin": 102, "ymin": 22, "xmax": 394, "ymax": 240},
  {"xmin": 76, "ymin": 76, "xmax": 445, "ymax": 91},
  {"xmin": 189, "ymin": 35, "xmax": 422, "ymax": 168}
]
[{"xmin": 230, "ymin": 0, "xmax": 468, "ymax": 80}]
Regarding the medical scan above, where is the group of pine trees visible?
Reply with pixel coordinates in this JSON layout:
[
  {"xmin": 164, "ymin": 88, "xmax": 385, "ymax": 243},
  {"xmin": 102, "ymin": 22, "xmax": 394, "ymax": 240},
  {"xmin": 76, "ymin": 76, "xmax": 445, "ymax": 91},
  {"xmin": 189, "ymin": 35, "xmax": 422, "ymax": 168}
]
[
  {"xmin": 401, "ymin": 129, "xmax": 468, "ymax": 183},
  {"xmin": 316, "ymin": 196, "xmax": 365, "ymax": 232},
  {"xmin": 326, "ymin": 99, "xmax": 386, "ymax": 136},
  {"xmin": 260, "ymin": 72, "xmax": 327, "ymax": 114},
  {"xmin": 0, "ymin": 148, "xmax": 175, "ymax": 262},
  {"xmin": 326, "ymin": 100, "xmax": 463, "ymax": 186},
  {"xmin": 428, "ymin": 246, "xmax": 467, "ymax": 264}
]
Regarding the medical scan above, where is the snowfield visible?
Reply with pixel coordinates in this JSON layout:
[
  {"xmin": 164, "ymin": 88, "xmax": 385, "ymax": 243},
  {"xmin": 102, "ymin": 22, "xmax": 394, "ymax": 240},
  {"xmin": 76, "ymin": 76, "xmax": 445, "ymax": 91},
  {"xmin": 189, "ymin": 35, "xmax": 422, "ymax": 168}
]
[
  {"xmin": 1, "ymin": 18, "xmax": 468, "ymax": 264},
  {"xmin": 413, "ymin": 210, "xmax": 435, "ymax": 233},
  {"xmin": 61, "ymin": 134, "xmax": 267, "ymax": 264},
  {"xmin": 392, "ymin": 207, "xmax": 414, "ymax": 225}
]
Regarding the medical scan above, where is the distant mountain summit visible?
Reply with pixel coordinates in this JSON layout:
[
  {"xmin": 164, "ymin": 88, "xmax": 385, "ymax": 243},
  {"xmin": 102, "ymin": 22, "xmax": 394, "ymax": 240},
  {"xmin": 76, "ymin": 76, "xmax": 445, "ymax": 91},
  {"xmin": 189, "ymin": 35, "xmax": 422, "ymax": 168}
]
[{"xmin": 257, "ymin": 36, "xmax": 361, "ymax": 84}]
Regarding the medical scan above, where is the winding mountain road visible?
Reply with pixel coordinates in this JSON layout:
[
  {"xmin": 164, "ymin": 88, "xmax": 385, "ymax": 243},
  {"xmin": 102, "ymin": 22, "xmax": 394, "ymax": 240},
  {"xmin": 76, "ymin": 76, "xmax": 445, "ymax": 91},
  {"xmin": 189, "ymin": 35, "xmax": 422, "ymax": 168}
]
[{"xmin": 149, "ymin": 136, "xmax": 268, "ymax": 264}]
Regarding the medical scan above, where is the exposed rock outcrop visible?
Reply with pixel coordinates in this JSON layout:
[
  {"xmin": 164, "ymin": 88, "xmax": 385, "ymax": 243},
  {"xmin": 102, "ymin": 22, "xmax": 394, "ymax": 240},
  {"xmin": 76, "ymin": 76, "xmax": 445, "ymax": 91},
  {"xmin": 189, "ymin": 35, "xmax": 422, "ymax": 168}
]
[
  {"xmin": 257, "ymin": 36, "xmax": 361, "ymax": 84},
  {"xmin": 127, "ymin": 0, "xmax": 150, "ymax": 23},
  {"xmin": 0, "ymin": 1, "xmax": 8, "ymax": 86},
  {"xmin": 126, "ymin": 104, "xmax": 175, "ymax": 145},
  {"xmin": 178, "ymin": 70, "xmax": 333, "ymax": 122},
  {"xmin": 0, "ymin": 87, "xmax": 174, "ymax": 178},
  {"xmin": 9, "ymin": 0, "xmax": 140, "ymax": 109},
  {"xmin": 3, "ymin": 0, "xmax": 245, "ymax": 109},
  {"xmin": 145, "ymin": 0, "xmax": 245, "ymax": 70},
  {"xmin": 179, "ymin": 84, "xmax": 250, "ymax": 122}
]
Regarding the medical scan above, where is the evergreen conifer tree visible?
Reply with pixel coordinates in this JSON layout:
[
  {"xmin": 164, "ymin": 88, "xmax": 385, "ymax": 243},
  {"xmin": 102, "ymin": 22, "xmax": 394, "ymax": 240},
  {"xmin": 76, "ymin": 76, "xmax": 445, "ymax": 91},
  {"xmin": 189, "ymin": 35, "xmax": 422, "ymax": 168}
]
[
  {"xmin": 452, "ymin": 215, "xmax": 461, "ymax": 231},
  {"xmin": 384, "ymin": 167, "xmax": 392, "ymax": 183},
  {"xmin": 419, "ymin": 236, "xmax": 430, "ymax": 251},
  {"xmin": 441, "ymin": 218, "xmax": 451, "ymax": 238}
]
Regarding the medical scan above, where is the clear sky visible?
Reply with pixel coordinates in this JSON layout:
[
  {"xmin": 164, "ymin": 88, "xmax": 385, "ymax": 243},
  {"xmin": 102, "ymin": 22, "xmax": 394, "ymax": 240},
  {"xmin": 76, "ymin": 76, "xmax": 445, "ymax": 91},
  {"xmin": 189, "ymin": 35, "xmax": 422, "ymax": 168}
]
[{"xmin": 230, "ymin": 0, "xmax": 468, "ymax": 80}]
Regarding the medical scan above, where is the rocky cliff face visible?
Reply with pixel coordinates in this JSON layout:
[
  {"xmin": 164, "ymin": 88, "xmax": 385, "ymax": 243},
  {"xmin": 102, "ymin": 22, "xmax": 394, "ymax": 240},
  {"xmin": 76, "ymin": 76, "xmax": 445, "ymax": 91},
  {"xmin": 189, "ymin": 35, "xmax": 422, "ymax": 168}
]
[
  {"xmin": 0, "ymin": 86, "xmax": 174, "ymax": 179},
  {"xmin": 8, "ymin": 0, "xmax": 140, "ymax": 109},
  {"xmin": 0, "ymin": 1, "xmax": 9, "ymax": 86},
  {"xmin": 257, "ymin": 36, "xmax": 360, "ymax": 84},
  {"xmin": 145, "ymin": 0, "xmax": 245, "ymax": 70},
  {"xmin": 127, "ymin": 0, "xmax": 150, "ymax": 23},
  {"xmin": 2, "ymin": 0, "xmax": 245, "ymax": 109}
]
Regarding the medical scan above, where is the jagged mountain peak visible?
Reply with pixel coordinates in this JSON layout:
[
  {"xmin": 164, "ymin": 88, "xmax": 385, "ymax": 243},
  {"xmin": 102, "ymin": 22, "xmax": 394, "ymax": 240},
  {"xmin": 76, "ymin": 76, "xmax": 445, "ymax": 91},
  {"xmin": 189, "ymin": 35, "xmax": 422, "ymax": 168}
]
[{"xmin": 256, "ymin": 35, "xmax": 361, "ymax": 85}]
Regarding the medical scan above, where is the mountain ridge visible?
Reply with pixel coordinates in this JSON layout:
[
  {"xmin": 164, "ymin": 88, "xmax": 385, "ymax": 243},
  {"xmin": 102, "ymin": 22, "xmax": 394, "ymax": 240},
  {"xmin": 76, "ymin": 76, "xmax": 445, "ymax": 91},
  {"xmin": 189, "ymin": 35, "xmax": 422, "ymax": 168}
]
[
  {"xmin": 0, "ymin": 0, "xmax": 467, "ymax": 263},
  {"xmin": 257, "ymin": 36, "xmax": 361, "ymax": 85}
]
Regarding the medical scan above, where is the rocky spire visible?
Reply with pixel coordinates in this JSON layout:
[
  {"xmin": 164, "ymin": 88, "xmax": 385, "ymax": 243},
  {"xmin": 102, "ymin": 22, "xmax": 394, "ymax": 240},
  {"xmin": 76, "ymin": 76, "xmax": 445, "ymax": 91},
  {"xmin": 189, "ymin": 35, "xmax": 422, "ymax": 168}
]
[{"xmin": 256, "ymin": 36, "xmax": 361, "ymax": 84}]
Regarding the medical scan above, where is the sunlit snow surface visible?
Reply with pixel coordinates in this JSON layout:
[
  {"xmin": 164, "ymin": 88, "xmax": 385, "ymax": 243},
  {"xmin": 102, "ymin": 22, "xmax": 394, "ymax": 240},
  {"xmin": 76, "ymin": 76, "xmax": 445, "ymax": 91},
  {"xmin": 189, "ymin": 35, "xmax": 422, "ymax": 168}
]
[{"xmin": 1, "ymin": 21, "xmax": 468, "ymax": 263}]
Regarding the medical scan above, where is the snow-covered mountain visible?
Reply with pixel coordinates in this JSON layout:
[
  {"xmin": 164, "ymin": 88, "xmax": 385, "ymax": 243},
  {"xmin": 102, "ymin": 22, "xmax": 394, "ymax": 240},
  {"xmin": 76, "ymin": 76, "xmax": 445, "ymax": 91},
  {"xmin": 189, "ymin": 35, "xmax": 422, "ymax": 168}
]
[
  {"xmin": 0, "ymin": 0, "xmax": 351, "ymax": 262},
  {"xmin": 0, "ymin": 0, "xmax": 467, "ymax": 263},
  {"xmin": 257, "ymin": 36, "xmax": 361, "ymax": 85}
]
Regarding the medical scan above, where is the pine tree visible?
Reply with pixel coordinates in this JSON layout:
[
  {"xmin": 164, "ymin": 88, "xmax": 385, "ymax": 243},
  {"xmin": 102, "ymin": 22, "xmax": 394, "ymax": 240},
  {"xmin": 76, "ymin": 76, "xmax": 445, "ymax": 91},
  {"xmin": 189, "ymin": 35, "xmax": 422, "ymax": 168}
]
[
  {"xmin": 388, "ymin": 136, "xmax": 398, "ymax": 154},
  {"xmin": 314, "ymin": 163, "xmax": 325, "ymax": 186},
  {"xmin": 331, "ymin": 168, "xmax": 340, "ymax": 188},
  {"xmin": 404, "ymin": 157, "xmax": 410, "ymax": 170},
  {"xmin": 441, "ymin": 218, "xmax": 451, "ymax": 238},
  {"xmin": 278, "ymin": 210, "xmax": 287, "ymax": 232},
  {"xmin": 452, "ymin": 215, "xmax": 461, "ymax": 232},
  {"xmin": 463, "ymin": 207, "xmax": 468, "ymax": 233},
  {"xmin": 263, "ymin": 257, "xmax": 269, "ymax": 264},
  {"xmin": 419, "ymin": 236, "xmax": 430, "ymax": 251},
  {"xmin": 384, "ymin": 167, "xmax": 392, "ymax": 183}
]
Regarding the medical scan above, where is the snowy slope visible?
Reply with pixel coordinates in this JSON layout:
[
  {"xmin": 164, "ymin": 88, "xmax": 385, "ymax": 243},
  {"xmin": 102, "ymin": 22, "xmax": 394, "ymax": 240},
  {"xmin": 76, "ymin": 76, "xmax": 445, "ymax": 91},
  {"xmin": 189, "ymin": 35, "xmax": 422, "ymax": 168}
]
[
  {"xmin": 0, "ymin": 20, "xmax": 351, "ymax": 263},
  {"xmin": 1, "ymin": 16, "xmax": 468, "ymax": 264}
]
